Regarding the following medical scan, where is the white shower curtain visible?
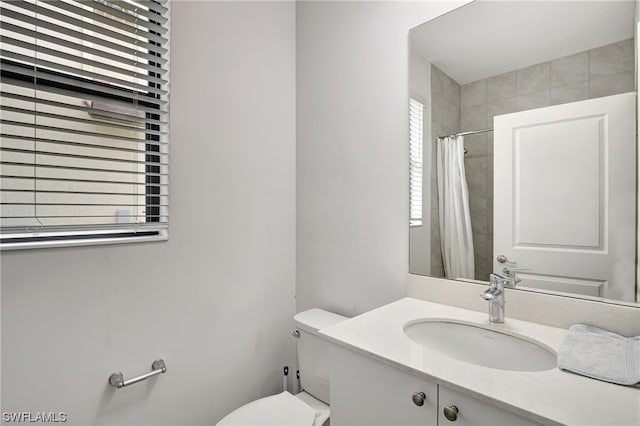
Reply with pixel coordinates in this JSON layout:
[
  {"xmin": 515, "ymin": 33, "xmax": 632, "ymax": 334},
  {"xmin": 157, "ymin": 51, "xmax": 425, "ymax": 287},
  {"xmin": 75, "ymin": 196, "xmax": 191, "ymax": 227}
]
[{"xmin": 436, "ymin": 135, "xmax": 475, "ymax": 279}]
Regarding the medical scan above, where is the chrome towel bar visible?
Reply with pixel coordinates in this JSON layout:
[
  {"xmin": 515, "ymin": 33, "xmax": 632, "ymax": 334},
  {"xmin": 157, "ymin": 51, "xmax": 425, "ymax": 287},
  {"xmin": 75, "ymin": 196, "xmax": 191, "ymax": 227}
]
[{"xmin": 108, "ymin": 359, "xmax": 167, "ymax": 389}]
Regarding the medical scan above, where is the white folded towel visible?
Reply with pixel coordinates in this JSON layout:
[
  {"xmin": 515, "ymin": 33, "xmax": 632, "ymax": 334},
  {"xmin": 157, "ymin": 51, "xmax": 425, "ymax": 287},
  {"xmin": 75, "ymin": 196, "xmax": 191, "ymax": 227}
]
[{"xmin": 557, "ymin": 324, "xmax": 640, "ymax": 386}]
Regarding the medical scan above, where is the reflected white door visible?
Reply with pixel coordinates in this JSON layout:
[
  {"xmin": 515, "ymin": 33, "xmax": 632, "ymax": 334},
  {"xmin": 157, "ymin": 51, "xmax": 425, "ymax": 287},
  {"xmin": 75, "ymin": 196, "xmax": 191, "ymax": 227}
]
[{"xmin": 493, "ymin": 92, "xmax": 636, "ymax": 301}]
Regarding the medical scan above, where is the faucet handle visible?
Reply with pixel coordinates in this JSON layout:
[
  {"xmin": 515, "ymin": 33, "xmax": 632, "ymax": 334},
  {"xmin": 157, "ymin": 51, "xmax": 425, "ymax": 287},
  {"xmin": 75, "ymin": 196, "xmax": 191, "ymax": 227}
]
[
  {"xmin": 487, "ymin": 273, "xmax": 510, "ymax": 292},
  {"xmin": 501, "ymin": 266, "xmax": 528, "ymax": 287},
  {"xmin": 502, "ymin": 266, "xmax": 528, "ymax": 274},
  {"xmin": 489, "ymin": 272, "xmax": 509, "ymax": 282}
]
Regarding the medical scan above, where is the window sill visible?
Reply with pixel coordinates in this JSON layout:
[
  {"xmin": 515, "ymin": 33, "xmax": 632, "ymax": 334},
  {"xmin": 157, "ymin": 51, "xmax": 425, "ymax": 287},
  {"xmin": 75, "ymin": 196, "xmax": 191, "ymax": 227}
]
[{"xmin": 0, "ymin": 229, "xmax": 168, "ymax": 251}]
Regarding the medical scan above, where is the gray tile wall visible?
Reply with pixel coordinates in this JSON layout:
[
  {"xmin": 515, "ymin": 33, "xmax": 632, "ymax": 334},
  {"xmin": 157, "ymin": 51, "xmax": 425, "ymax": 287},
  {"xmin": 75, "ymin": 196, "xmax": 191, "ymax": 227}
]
[
  {"xmin": 430, "ymin": 65, "xmax": 461, "ymax": 277},
  {"xmin": 464, "ymin": 38, "xmax": 634, "ymax": 280},
  {"xmin": 436, "ymin": 38, "xmax": 634, "ymax": 281}
]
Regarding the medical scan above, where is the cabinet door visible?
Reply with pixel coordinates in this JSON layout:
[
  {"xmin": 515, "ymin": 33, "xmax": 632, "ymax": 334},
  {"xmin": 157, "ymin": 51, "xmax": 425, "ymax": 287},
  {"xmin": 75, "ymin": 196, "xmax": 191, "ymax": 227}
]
[
  {"xmin": 439, "ymin": 386, "xmax": 541, "ymax": 426},
  {"xmin": 330, "ymin": 344, "xmax": 437, "ymax": 426}
]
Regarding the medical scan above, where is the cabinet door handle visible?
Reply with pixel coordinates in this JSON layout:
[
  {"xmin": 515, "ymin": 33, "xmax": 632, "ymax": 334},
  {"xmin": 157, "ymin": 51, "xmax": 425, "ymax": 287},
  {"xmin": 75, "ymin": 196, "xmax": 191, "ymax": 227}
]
[
  {"xmin": 411, "ymin": 391, "xmax": 426, "ymax": 406},
  {"xmin": 443, "ymin": 405, "xmax": 459, "ymax": 421}
]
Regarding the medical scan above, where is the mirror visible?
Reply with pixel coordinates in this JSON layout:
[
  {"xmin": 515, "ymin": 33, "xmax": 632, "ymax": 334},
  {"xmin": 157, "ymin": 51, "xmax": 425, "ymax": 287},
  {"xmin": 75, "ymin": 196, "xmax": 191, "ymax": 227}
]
[{"xmin": 408, "ymin": 0, "xmax": 639, "ymax": 304}]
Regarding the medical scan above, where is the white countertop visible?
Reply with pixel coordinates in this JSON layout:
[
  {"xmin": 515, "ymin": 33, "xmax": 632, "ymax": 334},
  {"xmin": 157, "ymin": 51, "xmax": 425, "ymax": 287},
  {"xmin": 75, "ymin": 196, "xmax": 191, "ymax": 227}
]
[{"xmin": 320, "ymin": 297, "xmax": 640, "ymax": 426}]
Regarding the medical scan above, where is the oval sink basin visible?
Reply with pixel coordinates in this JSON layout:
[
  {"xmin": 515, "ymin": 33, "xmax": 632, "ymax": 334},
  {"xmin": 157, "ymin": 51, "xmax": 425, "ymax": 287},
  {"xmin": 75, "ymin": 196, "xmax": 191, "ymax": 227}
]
[{"xmin": 403, "ymin": 320, "xmax": 556, "ymax": 372}]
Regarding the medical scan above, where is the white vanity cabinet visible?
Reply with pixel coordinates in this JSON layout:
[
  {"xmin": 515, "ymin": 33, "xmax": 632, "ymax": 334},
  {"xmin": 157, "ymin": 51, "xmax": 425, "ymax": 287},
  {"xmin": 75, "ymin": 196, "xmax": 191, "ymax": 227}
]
[
  {"xmin": 330, "ymin": 344, "xmax": 438, "ymax": 425},
  {"xmin": 330, "ymin": 344, "xmax": 541, "ymax": 426},
  {"xmin": 438, "ymin": 387, "xmax": 540, "ymax": 426}
]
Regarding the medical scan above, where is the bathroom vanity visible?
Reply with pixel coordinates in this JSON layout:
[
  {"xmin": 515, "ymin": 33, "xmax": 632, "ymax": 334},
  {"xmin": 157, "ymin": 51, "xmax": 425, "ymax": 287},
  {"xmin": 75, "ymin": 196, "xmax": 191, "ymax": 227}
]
[{"xmin": 321, "ymin": 298, "xmax": 640, "ymax": 426}]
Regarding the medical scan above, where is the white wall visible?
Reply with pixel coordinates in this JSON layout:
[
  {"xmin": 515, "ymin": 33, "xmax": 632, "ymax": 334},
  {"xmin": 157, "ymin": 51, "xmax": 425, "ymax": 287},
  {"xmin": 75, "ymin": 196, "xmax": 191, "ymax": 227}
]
[
  {"xmin": 296, "ymin": 1, "xmax": 469, "ymax": 316},
  {"xmin": 0, "ymin": 2, "xmax": 296, "ymax": 424}
]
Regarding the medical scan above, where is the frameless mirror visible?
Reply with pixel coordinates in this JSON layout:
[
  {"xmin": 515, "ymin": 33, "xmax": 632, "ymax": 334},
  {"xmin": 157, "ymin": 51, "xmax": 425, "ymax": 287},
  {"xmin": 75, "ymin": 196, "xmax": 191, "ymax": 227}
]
[{"xmin": 408, "ymin": 0, "xmax": 639, "ymax": 305}]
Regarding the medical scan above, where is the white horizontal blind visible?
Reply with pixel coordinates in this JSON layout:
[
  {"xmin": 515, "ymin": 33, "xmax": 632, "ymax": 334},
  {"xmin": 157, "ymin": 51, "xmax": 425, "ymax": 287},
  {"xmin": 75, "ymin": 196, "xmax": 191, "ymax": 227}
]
[
  {"xmin": 0, "ymin": 0, "xmax": 169, "ymax": 242},
  {"xmin": 409, "ymin": 98, "xmax": 423, "ymax": 227}
]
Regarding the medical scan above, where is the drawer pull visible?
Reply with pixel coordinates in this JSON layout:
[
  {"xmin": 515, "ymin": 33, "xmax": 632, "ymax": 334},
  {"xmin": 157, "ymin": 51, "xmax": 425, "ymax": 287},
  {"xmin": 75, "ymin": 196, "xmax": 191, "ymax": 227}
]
[
  {"xmin": 411, "ymin": 391, "xmax": 426, "ymax": 406},
  {"xmin": 443, "ymin": 405, "xmax": 459, "ymax": 421}
]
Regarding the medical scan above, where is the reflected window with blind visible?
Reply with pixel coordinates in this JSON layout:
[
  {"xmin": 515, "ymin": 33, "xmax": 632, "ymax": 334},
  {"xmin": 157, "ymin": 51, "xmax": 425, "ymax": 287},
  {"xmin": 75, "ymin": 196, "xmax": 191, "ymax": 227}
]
[
  {"xmin": 409, "ymin": 98, "xmax": 423, "ymax": 227},
  {"xmin": 0, "ymin": 0, "xmax": 170, "ymax": 248}
]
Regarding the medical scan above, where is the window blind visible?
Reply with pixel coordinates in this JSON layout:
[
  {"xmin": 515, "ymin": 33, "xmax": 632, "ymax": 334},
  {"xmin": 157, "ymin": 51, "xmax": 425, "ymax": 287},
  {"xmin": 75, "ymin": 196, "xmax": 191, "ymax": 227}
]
[
  {"xmin": 409, "ymin": 98, "xmax": 423, "ymax": 227},
  {"xmin": 0, "ymin": 0, "xmax": 170, "ymax": 245}
]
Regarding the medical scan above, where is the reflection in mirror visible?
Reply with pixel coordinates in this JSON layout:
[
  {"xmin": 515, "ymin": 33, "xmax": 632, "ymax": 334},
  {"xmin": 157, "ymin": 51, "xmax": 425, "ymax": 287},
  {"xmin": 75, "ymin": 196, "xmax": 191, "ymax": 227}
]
[{"xmin": 408, "ymin": 1, "xmax": 639, "ymax": 304}]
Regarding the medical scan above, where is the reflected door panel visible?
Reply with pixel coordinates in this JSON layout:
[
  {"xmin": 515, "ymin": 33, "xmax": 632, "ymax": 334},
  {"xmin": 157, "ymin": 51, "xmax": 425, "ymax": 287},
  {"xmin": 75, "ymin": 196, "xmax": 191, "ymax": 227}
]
[{"xmin": 493, "ymin": 93, "xmax": 636, "ymax": 301}]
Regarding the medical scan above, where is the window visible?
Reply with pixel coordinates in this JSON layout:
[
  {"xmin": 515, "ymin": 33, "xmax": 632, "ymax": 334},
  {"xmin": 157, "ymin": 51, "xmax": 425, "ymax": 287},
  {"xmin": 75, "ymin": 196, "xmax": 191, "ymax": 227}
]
[
  {"xmin": 409, "ymin": 98, "xmax": 423, "ymax": 227},
  {"xmin": 0, "ymin": 0, "xmax": 170, "ymax": 248}
]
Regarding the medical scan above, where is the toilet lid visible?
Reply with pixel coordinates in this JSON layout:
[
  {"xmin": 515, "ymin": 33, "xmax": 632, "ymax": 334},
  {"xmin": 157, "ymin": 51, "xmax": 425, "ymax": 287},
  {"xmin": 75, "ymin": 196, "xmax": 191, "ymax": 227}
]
[{"xmin": 216, "ymin": 391, "xmax": 317, "ymax": 426}]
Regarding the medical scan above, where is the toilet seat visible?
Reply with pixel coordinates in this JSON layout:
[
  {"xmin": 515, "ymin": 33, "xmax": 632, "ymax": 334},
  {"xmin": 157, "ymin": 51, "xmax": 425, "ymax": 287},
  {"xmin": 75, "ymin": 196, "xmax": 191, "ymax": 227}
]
[{"xmin": 216, "ymin": 391, "xmax": 328, "ymax": 426}]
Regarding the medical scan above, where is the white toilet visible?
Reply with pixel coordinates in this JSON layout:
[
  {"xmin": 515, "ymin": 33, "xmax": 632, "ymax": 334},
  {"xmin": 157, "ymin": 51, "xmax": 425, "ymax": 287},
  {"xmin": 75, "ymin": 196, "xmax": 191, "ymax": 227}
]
[{"xmin": 216, "ymin": 309, "xmax": 347, "ymax": 426}]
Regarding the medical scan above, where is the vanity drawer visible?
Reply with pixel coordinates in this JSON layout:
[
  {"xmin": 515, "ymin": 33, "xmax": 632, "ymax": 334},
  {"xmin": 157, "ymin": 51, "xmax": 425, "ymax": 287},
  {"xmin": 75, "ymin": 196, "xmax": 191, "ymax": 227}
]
[
  {"xmin": 330, "ymin": 344, "xmax": 438, "ymax": 425},
  {"xmin": 438, "ymin": 386, "xmax": 541, "ymax": 426}
]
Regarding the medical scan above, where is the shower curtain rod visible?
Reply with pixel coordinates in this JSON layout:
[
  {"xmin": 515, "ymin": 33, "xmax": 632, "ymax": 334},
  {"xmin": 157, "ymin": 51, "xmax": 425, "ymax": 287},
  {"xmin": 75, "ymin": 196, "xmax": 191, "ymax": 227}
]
[{"xmin": 437, "ymin": 128, "xmax": 493, "ymax": 140}]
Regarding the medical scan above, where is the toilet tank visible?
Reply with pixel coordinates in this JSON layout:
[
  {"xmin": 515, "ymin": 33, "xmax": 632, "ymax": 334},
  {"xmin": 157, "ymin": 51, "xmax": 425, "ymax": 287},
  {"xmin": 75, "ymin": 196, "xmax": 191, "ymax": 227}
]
[{"xmin": 294, "ymin": 309, "xmax": 347, "ymax": 404}]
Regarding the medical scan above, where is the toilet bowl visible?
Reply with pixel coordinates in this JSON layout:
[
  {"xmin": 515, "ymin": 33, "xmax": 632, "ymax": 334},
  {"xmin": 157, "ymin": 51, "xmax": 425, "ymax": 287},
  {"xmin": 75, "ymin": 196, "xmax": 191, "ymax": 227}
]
[
  {"xmin": 216, "ymin": 309, "xmax": 347, "ymax": 426},
  {"xmin": 216, "ymin": 390, "xmax": 328, "ymax": 426}
]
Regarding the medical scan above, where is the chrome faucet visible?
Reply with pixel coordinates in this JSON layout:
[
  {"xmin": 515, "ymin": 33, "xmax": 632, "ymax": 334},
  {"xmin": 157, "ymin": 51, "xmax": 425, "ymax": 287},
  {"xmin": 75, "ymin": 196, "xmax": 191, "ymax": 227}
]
[{"xmin": 480, "ymin": 273, "xmax": 510, "ymax": 323}]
